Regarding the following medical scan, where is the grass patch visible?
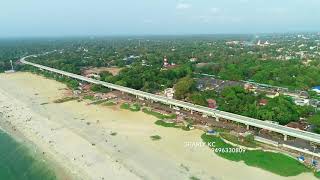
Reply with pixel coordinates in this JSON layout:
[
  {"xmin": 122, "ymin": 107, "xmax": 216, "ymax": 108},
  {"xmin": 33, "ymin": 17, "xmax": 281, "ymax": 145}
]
[
  {"xmin": 154, "ymin": 120, "xmax": 191, "ymax": 131},
  {"xmin": 201, "ymin": 133, "xmax": 310, "ymax": 177},
  {"xmin": 150, "ymin": 135, "xmax": 161, "ymax": 141},
  {"xmin": 142, "ymin": 108, "xmax": 176, "ymax": 119},
  {"xmin": 315, "ymin": 171, "xmax": 320, "ymax": 178},
  {"xmin": 110, "ymin": 132, "xmax": 117, "ymax": 136},
  {"xmin": 120, "ymin": 103, "xmax": 141, "ymax": 112},
  {"xmin": 190, "ymin": 176, "xmax": 200, "ymax": 180},
  {"xmin": 220, "ymin": 133, "xmax": 257, "ymax": 148},
  {"xmin": 91, "ymin": 99, "xmax": 108, "ymax": 105},
  {"xmin": 155, "ymin": 120, "xmax": 178, "ymax": 128},
  {"xmin": 102, "ymin": 101, "xmax": 116, "ymax": 106},
  {"xmin": 83, "ymin": 95, "xmax": 95, "ymax": 101},
  {"xmin": 53, "ymin": 97, "xmax": 79, "ymax": 103}
]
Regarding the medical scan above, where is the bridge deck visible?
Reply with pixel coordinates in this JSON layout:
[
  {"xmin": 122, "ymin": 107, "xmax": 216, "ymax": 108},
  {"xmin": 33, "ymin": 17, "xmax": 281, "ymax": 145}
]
[{"xmin": 20, "ymin": 56, "xmax": 320, "ymax": 144}]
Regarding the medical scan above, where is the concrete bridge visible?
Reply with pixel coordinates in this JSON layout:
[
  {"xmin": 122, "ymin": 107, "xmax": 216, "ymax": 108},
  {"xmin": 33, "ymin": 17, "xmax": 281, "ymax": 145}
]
[{"xmin": 20, "ymin": 55, "xmax": 320, "ymax": 145}]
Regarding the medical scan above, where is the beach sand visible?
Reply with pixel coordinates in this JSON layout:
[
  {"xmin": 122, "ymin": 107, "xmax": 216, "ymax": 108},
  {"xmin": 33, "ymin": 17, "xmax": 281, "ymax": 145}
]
[{"xmin": 0, "ymin": 72, "xmax": 317, "ymax": 180}]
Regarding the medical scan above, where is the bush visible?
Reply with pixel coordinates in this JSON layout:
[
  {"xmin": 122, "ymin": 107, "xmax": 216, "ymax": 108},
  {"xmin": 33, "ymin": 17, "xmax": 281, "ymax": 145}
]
[{"xmin": 150, "ymin": 135, "xmax": 161, "ymax": 141}]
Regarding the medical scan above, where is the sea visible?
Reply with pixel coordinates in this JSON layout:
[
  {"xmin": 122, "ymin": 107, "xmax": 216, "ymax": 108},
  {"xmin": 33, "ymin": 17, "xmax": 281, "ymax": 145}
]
[{"xmin": 0, "ymin": 128, "xmax": 57, "ymax": 180}]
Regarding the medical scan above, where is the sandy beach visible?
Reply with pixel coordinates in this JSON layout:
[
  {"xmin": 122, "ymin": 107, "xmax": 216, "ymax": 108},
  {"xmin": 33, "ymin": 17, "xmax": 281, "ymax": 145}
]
[{"xmin": 0, "ymin": 72, "xmax": 317, "ymax": 180}]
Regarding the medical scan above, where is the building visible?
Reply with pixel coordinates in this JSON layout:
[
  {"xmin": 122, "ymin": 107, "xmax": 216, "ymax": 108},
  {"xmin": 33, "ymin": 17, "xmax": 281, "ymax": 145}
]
[
  {"xmin": 189, "ymin": 57, "xmax": 197, "ymax": 62},
  {"xmin": 294, "ymin": 98, "xmax": 310, "ymax": 106},
  {"xmin": 197, "ymin": 78, "xmax": 244, "ymax": 92},
  {"xmin": 286, "ymin": 122, "xmax": 307, "ymax": 131},
  {"xmin": 259, "ymin": 99, "xmax": 268, "ymax": 106},
  {"xmin": 244, "ymin": 83, "xmax": 255, "ymax": 91},
  {"xmin": 86, "ymin": 73, "xmax": 101, "ymax": 80},
  {"xmin": 312, "ymin": 86, "xmax": 320, "ymax": 94},
  {"xmin": 207, "ymin": 99, "xmax": 217, "ymax": 109},
  {"xmin": 164, "ymin": 88, "xmax": 175, "ymax": 99},
  {"xmin": 162, "ymin": 56, "xmax": 177, "ymax": 70}
]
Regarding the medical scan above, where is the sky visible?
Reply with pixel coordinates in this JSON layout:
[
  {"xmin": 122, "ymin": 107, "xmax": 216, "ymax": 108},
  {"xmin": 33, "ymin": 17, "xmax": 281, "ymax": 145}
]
[{"xmin": 0, "ymin": 0, "xmax": 319, "ymax": 37}]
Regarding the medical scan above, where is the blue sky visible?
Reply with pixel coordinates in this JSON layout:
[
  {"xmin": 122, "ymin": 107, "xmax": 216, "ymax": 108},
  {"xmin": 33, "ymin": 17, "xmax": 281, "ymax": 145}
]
[{"xmin": 0, "ymin": 0, "xmax": 319, "ymax": 37}]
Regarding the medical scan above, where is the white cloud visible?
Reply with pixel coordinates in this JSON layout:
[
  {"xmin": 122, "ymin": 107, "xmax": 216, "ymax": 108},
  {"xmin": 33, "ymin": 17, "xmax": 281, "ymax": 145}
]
[{"xmin": 176, "ymin": 3, "xmax": 192, "ymax": 10}]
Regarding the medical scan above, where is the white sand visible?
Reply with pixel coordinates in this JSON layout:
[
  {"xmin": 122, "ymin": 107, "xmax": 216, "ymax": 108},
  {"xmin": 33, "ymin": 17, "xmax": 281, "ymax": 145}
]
[{"xmin": 0, "ymin": 72, "xmax": 317, "ymax": 180}]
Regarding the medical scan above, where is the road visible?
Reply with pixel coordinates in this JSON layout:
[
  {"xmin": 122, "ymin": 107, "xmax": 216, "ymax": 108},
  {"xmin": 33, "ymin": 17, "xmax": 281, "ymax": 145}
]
[{"xmin": 20, "ymin": 55, "xmax": 320, "ymax": 145}]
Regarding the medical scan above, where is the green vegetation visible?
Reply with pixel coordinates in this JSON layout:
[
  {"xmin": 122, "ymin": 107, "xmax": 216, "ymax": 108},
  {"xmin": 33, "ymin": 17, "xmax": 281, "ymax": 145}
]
[
  {"xmin": 142, "ymin": 108, "xmax": 176, "ymax": 119},
  {"xmin": 154, "ymin": 120, "xmax": 190, "ymax": 131},
  {"xmin": 83, "ymin": 95, "xmax": 95, "ymax": 101},
  {"xmin": 101, "ymin": 101, "xmax": 116, "ymax": 106},
  {"xmin": 309, "ymin": 91, "xmax": 320, "ymax": 101},
  {"xmin": 110, "ymin": 132, "xmax": 117, "ymax": 136},
  {"xmin": 192, "ymin": 86, "xmax": 314, "ymax": 125},
  {"xmin": 90, "ymin": 84, "xmax": 110, "ymax": 93},
  {"xmin": 220, "ymin": 133, "xmax": 257, "ymax": 148},
  {"xmin": 120, "ymin": 103, "xmax": 141, "ymax": 112},
  {"xmin": 1, "ymin": 35, "xmax": 320, "ymax": 126},
  {"xmin": 201, "ymin": 133, "xmax": 310, "ymax": 177},
  {"xmin": 174, "ymin": 76, "xmax": 196, "ymax": 99},
  {"xmin": 91, "ymin": 99, "xmax": 107, "ymax": 105},
  {"xmin": 155, "ymin": 120, "xmax": 178, "ymax": 128},
  {"xmin": 315, "ymin": 171, "xmax": 320, "ymax": 178},
  {"xmin": 53, "ymin": 97, "xmax": 79, "ymax": 103},
  {"xmin": 189, "ymin": 176, "xmax": 200, "ymax": 180},
  {"xmin": 150, "ymin": 135, "xmax": 161, "ymax": 141},
  {"xmin": 196, "ymin": 58, "xmax": 320, "ymax": 90},
  {"xmin": 308, "ymin": 113, "xmax": 320, "ymax": 134}
]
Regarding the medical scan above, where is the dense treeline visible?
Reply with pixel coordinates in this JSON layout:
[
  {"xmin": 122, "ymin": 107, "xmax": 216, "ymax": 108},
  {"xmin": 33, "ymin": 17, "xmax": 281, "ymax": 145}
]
[
  {"xmin": 188, "ymin": 86, "xmax": 314, "ymax": 125},
  {"xmin": 196, "ymin": 58, "xmax": 320, "ymax": 90},
  {"xmin": 1, "ymin": 35, "xmax": 320, "ymax": 131}
]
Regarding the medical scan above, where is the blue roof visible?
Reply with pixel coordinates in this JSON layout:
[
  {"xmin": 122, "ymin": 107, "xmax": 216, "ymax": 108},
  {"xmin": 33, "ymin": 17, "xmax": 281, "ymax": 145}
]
[{"xmin": 313, "ymin": 86, "xmax": 320, "ymax": 90}]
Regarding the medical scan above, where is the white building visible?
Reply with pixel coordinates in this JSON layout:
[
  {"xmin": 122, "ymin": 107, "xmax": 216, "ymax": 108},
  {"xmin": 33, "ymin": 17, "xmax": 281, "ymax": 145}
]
[{"xmin": 164, "ymin": 88, "xmax": 175, "ymax": 99}]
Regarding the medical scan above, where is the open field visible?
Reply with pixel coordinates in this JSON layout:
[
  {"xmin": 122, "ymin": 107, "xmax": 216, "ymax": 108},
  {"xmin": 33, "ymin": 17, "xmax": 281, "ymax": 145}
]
[{"xmin": 0, "ymin": 72, "xmax": 317, "ymax": 180}]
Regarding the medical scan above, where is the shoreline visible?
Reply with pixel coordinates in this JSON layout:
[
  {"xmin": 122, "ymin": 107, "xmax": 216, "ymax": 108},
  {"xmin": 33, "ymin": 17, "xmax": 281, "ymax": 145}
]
[
  {"xmin": 0, "ymin": 116, "xmax": 72, "ymax": 180},
  {"xmin": 0, "ymin": 72, "xmax": 317, "ymax": 180}
]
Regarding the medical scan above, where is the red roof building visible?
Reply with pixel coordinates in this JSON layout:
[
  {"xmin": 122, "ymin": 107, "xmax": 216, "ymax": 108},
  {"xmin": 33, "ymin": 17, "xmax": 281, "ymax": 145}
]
[
  {"xmin": 207, "ymin": 99, "xmax": 217, "ymax": 109},
  {"xmin": 259, "ymin": 99, "xmax": 268, "ymax": 106}
]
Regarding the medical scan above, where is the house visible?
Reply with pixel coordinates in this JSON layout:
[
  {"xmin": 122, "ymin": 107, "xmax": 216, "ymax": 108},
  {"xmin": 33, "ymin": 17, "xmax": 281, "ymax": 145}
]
[
  {"xmin": 86, "ymin": 73, "xmax": 100, "ymax": 80},
  {"xmin": 80, "ymin": 84, "xmax": 92, "ymax": 92},
  {"xmin": 294, "ymin": 98, "xmax": 309, "ymax": 106},
  {"xmin": 244, "ymin": 83, "xmax": 255, "ymax": 91},
  {"xmin": 259, "ymin": 99, "xmax": 268, "ymax": 106},
  {"xmin": 286, "ymin": 122, "xmax": 306, "ymax": 131},
  {"xmin": 207, "ymin": 99, "xmax": 217, "ymax": 109},
  {"xmin": 189, "ymin": 57, "xmax": 197, "ymax": 62},
  {"xmin": 164, "ymin": 88, "xmax": 175, "ymax": 99}
]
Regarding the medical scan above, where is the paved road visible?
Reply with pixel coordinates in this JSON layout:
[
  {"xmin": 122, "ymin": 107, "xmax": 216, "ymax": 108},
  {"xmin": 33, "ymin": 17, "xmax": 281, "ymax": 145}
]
[{"xmin": 20, "ymin": 55, "xmax": 320, "ymax": 144}]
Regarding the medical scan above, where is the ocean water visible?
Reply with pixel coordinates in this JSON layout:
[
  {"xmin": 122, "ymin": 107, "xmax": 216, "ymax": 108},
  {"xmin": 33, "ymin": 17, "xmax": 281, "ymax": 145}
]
[{"xmin": 0, "ymin": 129, "xmax": 57, "ymax": 180}]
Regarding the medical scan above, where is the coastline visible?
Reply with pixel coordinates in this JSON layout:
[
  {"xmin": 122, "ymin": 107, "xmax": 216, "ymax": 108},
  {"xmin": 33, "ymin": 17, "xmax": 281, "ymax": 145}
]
[
  {"xmin": 0, "ymin": 117, "xmax": 72, "ymax": 180},
  {"xmin": 0, "ymin": 72, "xmax": 317, "ymax": 180}
]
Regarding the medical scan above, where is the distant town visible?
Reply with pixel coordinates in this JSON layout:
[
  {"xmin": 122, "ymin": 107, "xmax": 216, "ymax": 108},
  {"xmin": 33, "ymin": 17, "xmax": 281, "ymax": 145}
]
[{"xmin": 1, "ymin": 33, "xmax": 320, "ymax": 179}]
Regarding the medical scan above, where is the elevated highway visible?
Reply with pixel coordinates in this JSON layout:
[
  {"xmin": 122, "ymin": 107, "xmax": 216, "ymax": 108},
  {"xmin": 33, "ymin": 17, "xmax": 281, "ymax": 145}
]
[{"xmin": 20, "ymin": 56, "xmax": 320, "ymax": 144}]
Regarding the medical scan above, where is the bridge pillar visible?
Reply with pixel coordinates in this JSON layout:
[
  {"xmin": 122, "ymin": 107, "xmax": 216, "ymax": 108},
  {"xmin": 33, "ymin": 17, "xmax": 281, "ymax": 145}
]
[
  {"xmin": 169, "ymin": 104, "xmax": 172, "ymax": 108},
  {"xmin": 215, "ymin": 116, "xmax": 219, "ymax": 122},
  {"xmin": 191, "ymin": 110, "xmax": 193, "ymax": 114},
  {"xmin": 246, "ymin": 124, "xmax": 250, "ymax": 130},
  {"xmin": 284, "ymin": 134, "xmax": 288, "ymax": 141}
]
